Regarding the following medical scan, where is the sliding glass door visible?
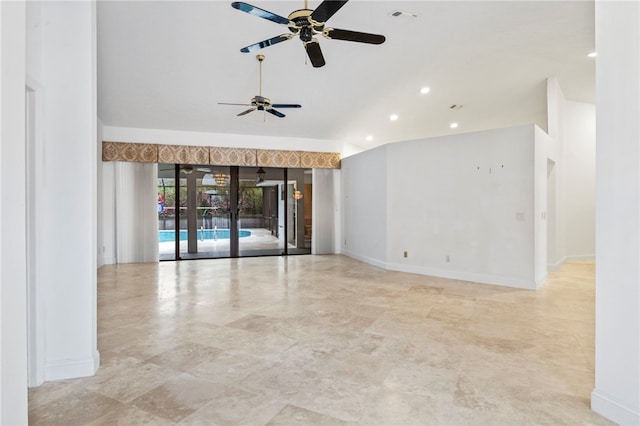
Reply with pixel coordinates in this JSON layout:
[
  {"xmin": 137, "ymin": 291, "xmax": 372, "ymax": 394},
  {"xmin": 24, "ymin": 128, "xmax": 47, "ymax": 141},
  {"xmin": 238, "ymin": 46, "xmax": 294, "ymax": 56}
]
[
  {"xmin": 237, "ymin": 166, "xmax": 285, "ymax": 256},
  {"xmin": 189, "ymin": 165, "xmax": 233, "ymax": 259},
  {"xmin": 158, "ymin": 163, "xmax": 311, "ymax": 260}
]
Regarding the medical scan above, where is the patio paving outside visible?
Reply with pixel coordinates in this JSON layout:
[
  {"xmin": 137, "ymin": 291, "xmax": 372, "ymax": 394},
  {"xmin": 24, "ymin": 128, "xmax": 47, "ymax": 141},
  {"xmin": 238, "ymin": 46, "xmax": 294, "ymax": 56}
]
[{"xmin": 159, "ymin": 228, "xmax": 285, "ymax": 256}]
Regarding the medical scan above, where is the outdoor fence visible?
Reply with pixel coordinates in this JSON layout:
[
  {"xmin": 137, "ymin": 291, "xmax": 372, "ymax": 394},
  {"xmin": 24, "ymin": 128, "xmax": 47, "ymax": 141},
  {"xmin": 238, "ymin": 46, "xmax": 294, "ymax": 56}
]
[{"xmin": 158, "ymin": 215, "xmax": 268, "ymax": 230}]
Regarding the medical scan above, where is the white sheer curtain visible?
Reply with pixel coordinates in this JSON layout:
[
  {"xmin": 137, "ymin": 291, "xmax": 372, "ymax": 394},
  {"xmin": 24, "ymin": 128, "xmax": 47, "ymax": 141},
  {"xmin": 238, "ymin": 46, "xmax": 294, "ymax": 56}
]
[{"xmin": 114, "ymin": 161, "xmax": 159, "ymax": 263}]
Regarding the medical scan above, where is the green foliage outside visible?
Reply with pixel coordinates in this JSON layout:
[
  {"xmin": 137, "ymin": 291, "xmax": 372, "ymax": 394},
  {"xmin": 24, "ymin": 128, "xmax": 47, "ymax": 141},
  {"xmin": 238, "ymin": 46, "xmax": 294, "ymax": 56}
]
[{"xmin": 158, "ymin": 178, "xmax": 263, "ymax": 218}]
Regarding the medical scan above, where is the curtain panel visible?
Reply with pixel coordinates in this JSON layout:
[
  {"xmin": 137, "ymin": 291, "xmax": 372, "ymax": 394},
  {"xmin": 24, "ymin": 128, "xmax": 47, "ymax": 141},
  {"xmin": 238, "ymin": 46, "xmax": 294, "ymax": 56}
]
[{"xmin": 114, "ymin": 162, "xmax": 159, "ymax": 263}]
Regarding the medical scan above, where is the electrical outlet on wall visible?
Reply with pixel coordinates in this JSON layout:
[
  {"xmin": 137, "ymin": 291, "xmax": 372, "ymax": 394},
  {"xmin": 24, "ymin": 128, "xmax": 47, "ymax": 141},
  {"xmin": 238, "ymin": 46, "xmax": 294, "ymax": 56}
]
[
  {"xmin": 446, "ymin": 255, "xmax": 450, "ymax": 263},
  {"xmin": 403, "ymin": 251, "xmax": 408, "ymax": 258}
]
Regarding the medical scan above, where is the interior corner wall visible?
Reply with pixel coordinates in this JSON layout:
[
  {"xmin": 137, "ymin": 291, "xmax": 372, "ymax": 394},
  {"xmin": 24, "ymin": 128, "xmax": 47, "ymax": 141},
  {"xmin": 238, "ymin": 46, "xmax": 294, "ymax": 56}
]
[
  {"xmin": 591, "ymin": 1, "xmax": 640, "ymax": 424},
  {"xmin": 384, "ymin": 125, "xmax": 536, "ymax": 289},
  {"xmin": 546, "ymin": 78, "xmax": 596, "ymax": 270},
  {"xmin": 564, "ymin": 100, "xmax": 595, "ymax": 258},
  {"xmin": 341, "ymin": 145, "xmax": 387, "ymax": 268},
  {"xmin": 40, "ymin": 1, "xmax": 99, "ymax": 381},
  {"xmin": 546, "ymin": 78, "xmax": 568, "ymax": 269},
  {"xmin": 534, "ymin": 126, "xmax": 554, "ymax": 286},
  {"xmin": 0, "ymin": 1, "xmax": 29, "ymax": 423}
]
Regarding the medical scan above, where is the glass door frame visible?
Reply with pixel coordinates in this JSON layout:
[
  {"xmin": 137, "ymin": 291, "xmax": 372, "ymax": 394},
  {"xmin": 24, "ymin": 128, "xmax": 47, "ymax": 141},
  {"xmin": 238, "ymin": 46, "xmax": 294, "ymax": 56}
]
[
  {"xmin": 229, "ymin": 166, "xmax": 239, "ymax": 257},
  {"xmin": 174, "ymin": 164, "xmax": 235, "ymax": 259},
  {"xmin": 163, "ymin": 163, "xmax": 310, "ymax": 260}
]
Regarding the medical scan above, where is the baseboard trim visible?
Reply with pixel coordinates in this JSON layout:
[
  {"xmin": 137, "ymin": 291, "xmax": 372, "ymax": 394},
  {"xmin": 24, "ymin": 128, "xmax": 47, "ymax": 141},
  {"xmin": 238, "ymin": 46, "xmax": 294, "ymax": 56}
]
[
  {"xmin": 548, "ymin": 255, "xmax": 595, "ymax": 271},
  {"xmin": 548, "ymin": 257, "xmax": 567, "ymax": 272},
  {"xmin": 591, "ymin": 388, "xmax": 639, "ymax": 425},
  {"xmin": 566, "ymin": 254, "xmax": 595, "ymax": 262},
  {"xmin": 386, "ymin": 262, "xmax": 536, "ymax": 290},
  {"xmin": 341, "ymin": 250, "xmax": 387, "ymax": 270},
  {"xmin": 44, "ymin": 350, "xmax": 100, "ymax": 382},
  {"xmin": 535, "ymin": 273, "xmax": 548, "ymax": 289},
  {"xmin": 343, "ymin": 253, "xmax": 558, "ymax": 290}
]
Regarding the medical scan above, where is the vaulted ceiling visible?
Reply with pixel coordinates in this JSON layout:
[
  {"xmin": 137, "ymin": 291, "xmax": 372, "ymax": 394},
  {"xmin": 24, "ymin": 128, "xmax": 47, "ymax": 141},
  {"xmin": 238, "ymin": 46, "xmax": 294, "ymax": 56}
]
[{"xmin": 97, "ymin": 1, "xmax": 595, "ymax": 151}]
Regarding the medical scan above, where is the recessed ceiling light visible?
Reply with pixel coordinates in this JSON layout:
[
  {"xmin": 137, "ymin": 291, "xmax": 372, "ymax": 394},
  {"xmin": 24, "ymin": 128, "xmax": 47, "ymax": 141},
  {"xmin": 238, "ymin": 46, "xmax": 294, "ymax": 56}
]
[
  {"xmin": 389, "ymin": 114, "xmax": 399, "ymax": 121},
  {"xmin": 587, "ymin": 51, "xmax": 597, "ymax": 58},
  {"xmin": 365, "ymin": 135, "xmax": 373, "ymax": 141},
  {"xmin": 450, "ymin": 122, "xmax": 459, "ymax": 129},
  {"xmin": 420, "ymin": 87, "xmax": 431, "ymax": 94}
]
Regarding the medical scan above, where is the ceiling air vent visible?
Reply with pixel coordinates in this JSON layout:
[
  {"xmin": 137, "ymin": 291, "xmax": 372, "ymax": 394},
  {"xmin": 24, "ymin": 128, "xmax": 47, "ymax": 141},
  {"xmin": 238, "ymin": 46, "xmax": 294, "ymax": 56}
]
[{"xmin": 389, "ymin": 10, "xmax": 418, "ymax": 18}]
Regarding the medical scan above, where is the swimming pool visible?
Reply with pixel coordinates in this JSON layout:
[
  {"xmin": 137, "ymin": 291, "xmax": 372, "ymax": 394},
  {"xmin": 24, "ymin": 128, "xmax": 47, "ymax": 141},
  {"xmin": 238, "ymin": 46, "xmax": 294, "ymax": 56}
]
[{"xmin": 158, "ymin": 229, "xmax": 251, "ymax": 242}]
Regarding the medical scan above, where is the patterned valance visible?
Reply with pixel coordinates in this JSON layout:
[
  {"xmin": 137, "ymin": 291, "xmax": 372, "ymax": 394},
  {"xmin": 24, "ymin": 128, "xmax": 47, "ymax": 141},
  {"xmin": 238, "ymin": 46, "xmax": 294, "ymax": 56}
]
[{"xmin": 102, "ymin": 141, "xmax": 340, "ymax": 169}]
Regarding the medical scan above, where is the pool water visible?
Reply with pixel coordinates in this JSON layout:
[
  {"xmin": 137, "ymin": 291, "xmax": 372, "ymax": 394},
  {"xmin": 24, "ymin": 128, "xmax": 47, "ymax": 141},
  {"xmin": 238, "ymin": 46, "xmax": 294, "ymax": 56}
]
[{"xmin": 158, "ymin": 229, "xmax": 251, "ymax": 242}]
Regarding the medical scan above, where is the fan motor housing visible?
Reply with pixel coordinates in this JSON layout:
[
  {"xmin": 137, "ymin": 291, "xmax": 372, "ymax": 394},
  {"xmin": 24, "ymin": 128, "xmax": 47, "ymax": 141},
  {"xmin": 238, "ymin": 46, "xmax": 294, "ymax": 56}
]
[
  {"xmin": 251, "ymin": 97, "xmax": 271, "ymax": 108},
  {"xmin": 288, "ymin": 9, "xmax": 324, "ymax": 35}
]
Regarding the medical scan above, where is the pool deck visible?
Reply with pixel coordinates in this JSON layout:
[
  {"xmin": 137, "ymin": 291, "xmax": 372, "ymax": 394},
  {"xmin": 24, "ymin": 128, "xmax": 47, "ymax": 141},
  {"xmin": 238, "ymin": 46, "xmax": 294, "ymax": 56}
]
[{"xmin": 158, "ymin": 227, "xmax": 282, "ymax": 255}]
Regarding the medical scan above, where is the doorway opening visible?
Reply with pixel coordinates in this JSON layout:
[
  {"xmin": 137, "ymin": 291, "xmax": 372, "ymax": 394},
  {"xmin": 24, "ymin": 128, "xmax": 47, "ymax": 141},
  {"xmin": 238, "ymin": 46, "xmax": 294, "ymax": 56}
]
[{"xmin": 547, "ymin": 158, "xmax": 557, "ymax": 268}]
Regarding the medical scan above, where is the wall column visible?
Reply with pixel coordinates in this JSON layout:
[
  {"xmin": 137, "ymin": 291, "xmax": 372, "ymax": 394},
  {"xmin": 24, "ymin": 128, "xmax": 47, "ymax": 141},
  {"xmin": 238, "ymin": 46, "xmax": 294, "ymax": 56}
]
[
  {"xmin": 591, "ymin": 1, "xmax": 640, "ymax": 424},
  {"xmin": 0, "ymin": 0, "xmax": 28, "ymax": 423},
  {"xmin": 40, "ymin": 1, "xmax": 99, "ymax": 381}
]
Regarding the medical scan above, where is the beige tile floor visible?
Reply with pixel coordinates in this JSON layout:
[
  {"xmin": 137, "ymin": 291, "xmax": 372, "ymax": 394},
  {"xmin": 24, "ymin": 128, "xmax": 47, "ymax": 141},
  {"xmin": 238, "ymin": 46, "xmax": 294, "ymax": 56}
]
[{"xmin": 29, "ymin": 255, "xmax": 612, "ymax": 425}]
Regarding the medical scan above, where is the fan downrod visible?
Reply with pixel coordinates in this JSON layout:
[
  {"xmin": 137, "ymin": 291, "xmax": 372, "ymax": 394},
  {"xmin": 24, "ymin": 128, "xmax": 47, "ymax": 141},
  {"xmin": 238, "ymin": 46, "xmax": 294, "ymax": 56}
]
[{"xmin": 218, "ymin": 50, "xmax": 302, "ymax": 117}]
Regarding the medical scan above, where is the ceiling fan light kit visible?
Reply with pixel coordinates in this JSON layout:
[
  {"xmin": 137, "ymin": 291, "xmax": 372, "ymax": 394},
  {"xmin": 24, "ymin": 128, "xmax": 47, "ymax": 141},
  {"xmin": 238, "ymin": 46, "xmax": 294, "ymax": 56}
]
[{"xmin": 256, "ymin": 166, "xmax": 266, "ymax": 183}]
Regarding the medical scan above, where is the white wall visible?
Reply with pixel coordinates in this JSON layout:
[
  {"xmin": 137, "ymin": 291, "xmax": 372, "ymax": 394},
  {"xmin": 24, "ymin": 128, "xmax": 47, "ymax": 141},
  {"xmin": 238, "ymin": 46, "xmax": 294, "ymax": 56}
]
[
  {"xmin": 102, "ymin": 125, "xmax": 342, "ymax": 153},
  {"xmin": 25, "ymin": 2, "xmax": 47, "ymax": 387},
  {"xmin": 546, "ymin": 77, "xmax": 596, "ymax": 269},
  {"xmin": 341, "ymin": 125, "xmax": 547, "ymax": 289},
  {"xmin": 591, "ymin": 1, "xmax": 640, "ymax": 424},
  {"xmin": 39, "ymin": 1, "xmax": 99, "ymax": 381},
  {"xmin": 0, "ymin": 1, "xmax": 29, "ymax": 423},
  {"xmin": 341, "ymin": 145, "xmax": 387, "ymax": 268},
  {"xmin": 342, "ymin": 114, "xmax": 592, "ymax": 289},
  {"xmin": 564, "ymin": 100, "xmax": 596, "ymax": 258},
  {"xmin": 384, "ymin": 125, "xmax": 537, "ymax": 289}
]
